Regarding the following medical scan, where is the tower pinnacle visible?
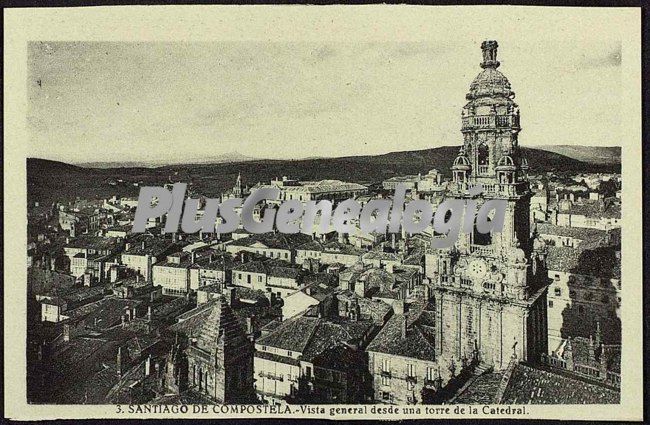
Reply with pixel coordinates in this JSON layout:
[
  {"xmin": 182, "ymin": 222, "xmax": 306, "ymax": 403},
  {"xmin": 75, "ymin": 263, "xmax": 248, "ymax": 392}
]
[{"xmin": 480, "ymin": 40, "xmax": 500, "ymax": 69}]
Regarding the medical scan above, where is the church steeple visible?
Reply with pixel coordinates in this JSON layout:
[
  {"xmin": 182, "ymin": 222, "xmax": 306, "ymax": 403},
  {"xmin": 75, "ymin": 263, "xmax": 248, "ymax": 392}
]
[
  {"xmin": 458, "ymin": 40, "xmax": 525, "ymax": 183},
  {"xmin": 233, "ymin": 172, "xmax": 243, "ymax": 197}
]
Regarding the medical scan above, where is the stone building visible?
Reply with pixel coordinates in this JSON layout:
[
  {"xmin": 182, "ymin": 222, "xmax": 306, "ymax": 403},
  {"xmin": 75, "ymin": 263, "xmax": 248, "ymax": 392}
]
[
  {"xmin": 366, "ymin": 298, "xmax": 442, "ymax": 405},
  {"xmin": 426, "ymin": 40, "xmax": 548, "ymax": 373},
  {"xmin": 121, "ymin": 235, "xmax": 176, "ymax": 282},
  {"xmin": 545, "ymin": 245, "xmax": 621, "ymax": 349},
  {"xmin": 185, "ymin": 296, "xmax": 255, "ymax": 403},
  {"xmin": 251, "ymin": 177, "xmax": 368, "ymax": 204},
  {"xmin": 254, "ymin": 293, "xmax": 389, "ymax": 405}
]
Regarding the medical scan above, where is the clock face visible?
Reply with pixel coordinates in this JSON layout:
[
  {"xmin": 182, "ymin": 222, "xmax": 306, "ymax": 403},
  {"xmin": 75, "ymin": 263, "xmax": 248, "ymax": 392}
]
[{"xmin": 468, "ymin": 259, "xmax": 488, "ymax": 281}]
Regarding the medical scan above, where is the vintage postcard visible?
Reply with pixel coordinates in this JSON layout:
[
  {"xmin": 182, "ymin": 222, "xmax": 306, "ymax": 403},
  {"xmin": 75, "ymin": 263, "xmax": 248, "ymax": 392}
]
[{"xmin": 4, "ymin": 5, "xmax": 643, "ymax": 421}]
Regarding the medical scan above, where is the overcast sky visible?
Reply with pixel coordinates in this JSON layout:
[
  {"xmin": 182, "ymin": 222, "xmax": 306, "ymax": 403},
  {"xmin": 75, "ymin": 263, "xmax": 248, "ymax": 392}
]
[{"xmin": 28, "ymin": 38, "xmax": 621, "ymax": 164}]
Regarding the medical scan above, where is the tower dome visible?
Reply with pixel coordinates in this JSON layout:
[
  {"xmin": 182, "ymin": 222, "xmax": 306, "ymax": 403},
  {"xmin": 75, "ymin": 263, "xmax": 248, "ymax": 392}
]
[
  {"xmin": 452, "ymin": 148, "xmax": 471, "ymax": 170},
  {"xmin": 496, "ymin": 154, "xmax": 516, "ymax": 171},
  {"xmin": 466, "ymin": 41, "xmax": 515, "ymax": 101},
  {"xmin": 467, "ymin": 69, "xmax": 514, "ymax": 101}
]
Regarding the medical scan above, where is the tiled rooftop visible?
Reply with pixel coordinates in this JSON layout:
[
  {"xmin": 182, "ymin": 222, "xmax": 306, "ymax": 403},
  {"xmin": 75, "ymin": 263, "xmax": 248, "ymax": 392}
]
[
  {"xmin": 256, "ymin": 315, "xmax": 320, "ymax": 353},
  {"xmin": 229, "ymin": 232, "xmax": 312, "ymax": 250},
  {"xmin": 65, "ymin": 235, "xmax": 120, "ymax": 251},
  {"xmin": 536, "ymin": 223, "xmax": 611, "ymax": 245},
  {"xmin": 500, "ymin": 363, "xmax": 619, "ymax": 404},
  {"xmin": 366, "ymin": 299, "xmax": 436, "ymax": 361},
  {"xmin": 546, "ymin": 245, "xmax": 621, "ymax": 278},
  {"xmin": 452, "ymin": 372, "xmax": 504, "ymax": 404}
]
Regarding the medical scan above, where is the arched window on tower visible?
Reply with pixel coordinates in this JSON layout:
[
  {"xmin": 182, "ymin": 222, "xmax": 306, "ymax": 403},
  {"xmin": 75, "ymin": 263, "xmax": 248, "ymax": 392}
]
[
  {"xmin": 477, "ymin": 144, "xmax": 489, "ymax": 174},
  {"xmin": 473, "ymin": 225, "xmax": 492, "ymax": 246}
]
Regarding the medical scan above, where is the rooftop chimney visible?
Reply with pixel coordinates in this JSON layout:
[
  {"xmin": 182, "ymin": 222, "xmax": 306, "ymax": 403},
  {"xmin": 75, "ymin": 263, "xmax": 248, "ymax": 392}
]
[
  {"xmin": 246, "ymin": 317, "xmax": 253, "ymax": 336},
  {"xmin": 117, "ymin": 347, "xmax": 123, "ymax": 377},
  {"xmin": 393, "ymin": 298, "xmax": 405, "ymax": 315},
  {"xmin": 145, "ymin": 354, "xmax": 151, "ymax": 376},
  {"xmin": 223, "ymin": 287, "xmax": 236, "ymax": 306}
]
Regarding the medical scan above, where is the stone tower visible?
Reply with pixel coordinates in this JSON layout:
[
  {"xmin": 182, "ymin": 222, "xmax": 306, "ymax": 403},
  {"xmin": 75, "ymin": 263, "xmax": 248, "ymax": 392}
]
[
  {"xmin": 233, "ymin": 172, "xmax": 243, "ymax": 198},
  {"xmin": 185, "ymin": 296, "xmax": 255, "ymax": 403},
  {"xmin": 430, "ymin": 41, "xmax": 547, "ymax": 372}
]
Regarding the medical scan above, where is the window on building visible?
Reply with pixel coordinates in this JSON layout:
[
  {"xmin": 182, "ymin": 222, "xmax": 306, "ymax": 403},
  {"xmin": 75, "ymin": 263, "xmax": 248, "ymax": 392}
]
[
  {"xmin": 381, "ymin": 375, "xmax": 390, "ymax": 386},
  {"xmin": 247, "ymin": 274, "xmax": 251, "ymax": 284},
  {"xmin": 382, "ymin": 391, "xmax": 391, "ymax": 401},
  {"xmin": 548, "ymin": 300, "xmax": 554, "ymax": 308},
  {"xmin": 554, "ymin": 288, "xmax": 561, "ymax": 297},
  {"xmin": 426, "ymin": 367, "xmax": 436, "ymax": 381},
  {"xmin": 477, "ymin": 143, "xmax": 489, "ymax": 168},
  {"xmin": 554, "ymin": 274, "xmax": 560, "ymax": 280},
  {"xmin": 381, "ymin": 358, "xmax": 391, "ymax": 372},
  {"xmin": 287, "ymin": 351, "xmax": 293, "ymax": 357},
  {"xmin": 406, "ymin": 364, "xmax": 415, "ymax": 378}
]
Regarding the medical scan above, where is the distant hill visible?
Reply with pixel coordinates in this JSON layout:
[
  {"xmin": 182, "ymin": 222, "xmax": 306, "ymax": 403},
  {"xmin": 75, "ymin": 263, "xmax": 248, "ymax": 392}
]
[
  {"xmin": 77, "ymin": 151, "xmax": 255, "ymax": 169},
  {"xmin": 27, "ymin": 146, "xmax": 620, "ymax": 206},
  {"xmin": 532, "ymin": 145, "xmax": 620, "ymax": 165}
]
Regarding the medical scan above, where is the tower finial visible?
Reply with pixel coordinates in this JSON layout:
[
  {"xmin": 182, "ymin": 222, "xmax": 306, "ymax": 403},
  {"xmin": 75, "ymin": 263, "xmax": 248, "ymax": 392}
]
[{"xmin": 480, "ymin": 40, "xmax": 500, "ymax": 69}]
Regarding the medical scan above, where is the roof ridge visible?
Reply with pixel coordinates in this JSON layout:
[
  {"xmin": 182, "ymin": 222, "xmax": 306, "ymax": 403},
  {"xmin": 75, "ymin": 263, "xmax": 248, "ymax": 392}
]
[{"xmin": 299, "ymin": 317, "xmax": 323, "ymax": 358}]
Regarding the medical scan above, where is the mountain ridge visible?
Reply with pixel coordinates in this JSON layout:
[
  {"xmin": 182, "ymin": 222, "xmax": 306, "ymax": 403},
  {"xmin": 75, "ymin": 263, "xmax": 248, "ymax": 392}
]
[
  {"xmin": 66, "ymin": 145, "xmax": 621, "ymax": 169},
  {"xmin": 27, "ymin": 145, "xmax": 620, "ymax": 206}
]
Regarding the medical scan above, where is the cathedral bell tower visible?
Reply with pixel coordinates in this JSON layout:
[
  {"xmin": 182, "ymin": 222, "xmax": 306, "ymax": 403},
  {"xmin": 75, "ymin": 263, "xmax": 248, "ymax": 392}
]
[
  {"xmin": 452, "ymin": 39, "xmax": 532, "ymax": 260},
  {"xmin": 431, "ymin": 41, "xmax": 547, "ymax": 374}
]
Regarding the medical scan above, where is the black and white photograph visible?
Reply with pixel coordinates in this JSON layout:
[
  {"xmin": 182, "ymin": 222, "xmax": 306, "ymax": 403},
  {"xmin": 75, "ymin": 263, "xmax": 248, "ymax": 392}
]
[{"xmin": 4, "ymin": 5, "xmax": 644, "ymax": 421}]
